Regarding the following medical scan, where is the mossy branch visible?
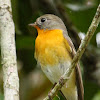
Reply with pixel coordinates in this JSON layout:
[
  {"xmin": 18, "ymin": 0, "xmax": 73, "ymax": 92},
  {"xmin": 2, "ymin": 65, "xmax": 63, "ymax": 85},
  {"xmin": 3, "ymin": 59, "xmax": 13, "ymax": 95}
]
[{"xmin": 43, "ymin": 4, "xmax": 100, "ymax": 100}]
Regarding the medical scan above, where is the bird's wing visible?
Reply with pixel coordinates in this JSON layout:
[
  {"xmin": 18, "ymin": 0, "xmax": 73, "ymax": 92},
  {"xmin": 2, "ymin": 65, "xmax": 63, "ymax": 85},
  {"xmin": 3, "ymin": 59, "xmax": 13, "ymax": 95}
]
[{"xmin": 63, "ymin": 32, "xmax": 84, "ymax": 100}]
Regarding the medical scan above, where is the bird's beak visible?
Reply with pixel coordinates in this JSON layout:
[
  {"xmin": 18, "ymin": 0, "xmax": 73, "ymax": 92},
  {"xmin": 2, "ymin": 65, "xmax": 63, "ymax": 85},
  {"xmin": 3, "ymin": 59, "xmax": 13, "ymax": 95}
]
[{"xmin": 28, "ymin": 22, "xmax": 37, "ymax": 27}]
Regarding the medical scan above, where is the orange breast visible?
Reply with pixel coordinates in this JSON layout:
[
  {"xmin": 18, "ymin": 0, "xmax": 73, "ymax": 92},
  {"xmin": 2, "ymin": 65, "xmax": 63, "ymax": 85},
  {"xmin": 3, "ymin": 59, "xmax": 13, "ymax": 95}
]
[{"xmin": 35, "ymin": 28, "xmax": 72, "ymax": 66}]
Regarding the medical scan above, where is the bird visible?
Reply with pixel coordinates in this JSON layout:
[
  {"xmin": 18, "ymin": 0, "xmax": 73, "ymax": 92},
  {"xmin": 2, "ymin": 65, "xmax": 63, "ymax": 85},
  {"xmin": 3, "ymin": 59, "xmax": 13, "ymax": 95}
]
[{"xmin": 29, "ymin": 14, "xmax": 84, "ymax": 100}]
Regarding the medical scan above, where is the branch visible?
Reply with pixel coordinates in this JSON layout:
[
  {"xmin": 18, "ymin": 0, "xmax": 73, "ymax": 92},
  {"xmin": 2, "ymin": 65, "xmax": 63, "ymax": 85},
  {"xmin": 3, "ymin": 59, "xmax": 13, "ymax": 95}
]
[
  {"xmin": 0, "ymin": 0, "xmax": 19, "ymax": 100},
  {"xmin": 43, "ymin": 4, "xmax": 100, "ymax": 100}
]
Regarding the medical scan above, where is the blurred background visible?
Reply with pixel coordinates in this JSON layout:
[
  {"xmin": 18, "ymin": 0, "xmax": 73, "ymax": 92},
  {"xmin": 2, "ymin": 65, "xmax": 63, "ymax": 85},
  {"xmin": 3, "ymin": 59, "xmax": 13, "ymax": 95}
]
[{"xmin": 0, "ymin": 0, "xmax": 100, "ymax": 100}]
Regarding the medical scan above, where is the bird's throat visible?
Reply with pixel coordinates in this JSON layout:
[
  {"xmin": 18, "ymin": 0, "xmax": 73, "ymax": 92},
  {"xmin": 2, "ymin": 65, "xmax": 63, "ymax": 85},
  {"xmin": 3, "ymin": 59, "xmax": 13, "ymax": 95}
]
[{"xmin": 35, "ymin": 28, "xmax": 71, "ymax": 66}]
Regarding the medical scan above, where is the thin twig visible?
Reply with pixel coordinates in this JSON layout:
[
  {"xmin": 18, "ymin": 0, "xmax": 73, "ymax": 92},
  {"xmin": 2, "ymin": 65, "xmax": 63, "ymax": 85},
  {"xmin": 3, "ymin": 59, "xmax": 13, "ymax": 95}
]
[{"xmin": 43, "ymin": 4, "xmax": 100, "ymax": 100}]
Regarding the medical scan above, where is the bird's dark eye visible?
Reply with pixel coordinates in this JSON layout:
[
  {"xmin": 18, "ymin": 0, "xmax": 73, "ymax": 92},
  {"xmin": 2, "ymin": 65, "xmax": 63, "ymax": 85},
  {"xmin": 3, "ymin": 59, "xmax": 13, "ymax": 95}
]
[{"xmin": 41, "ymin": 18, "xmax": 46, "ymax": 22}]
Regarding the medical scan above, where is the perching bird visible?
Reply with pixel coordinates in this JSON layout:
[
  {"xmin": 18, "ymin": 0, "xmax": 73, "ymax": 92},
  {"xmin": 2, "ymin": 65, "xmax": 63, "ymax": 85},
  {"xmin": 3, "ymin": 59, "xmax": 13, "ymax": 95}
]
[{"xmin": 29, "ymin": 14, "xmax": 84, "ymax": 100}]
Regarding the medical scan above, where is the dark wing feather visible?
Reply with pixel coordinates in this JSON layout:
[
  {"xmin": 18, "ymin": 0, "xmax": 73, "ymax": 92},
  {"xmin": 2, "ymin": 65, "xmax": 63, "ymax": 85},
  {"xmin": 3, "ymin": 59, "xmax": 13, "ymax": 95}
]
[{"xmin": 63, "ymin": 31, "xmax": 84, "ymax": 100}]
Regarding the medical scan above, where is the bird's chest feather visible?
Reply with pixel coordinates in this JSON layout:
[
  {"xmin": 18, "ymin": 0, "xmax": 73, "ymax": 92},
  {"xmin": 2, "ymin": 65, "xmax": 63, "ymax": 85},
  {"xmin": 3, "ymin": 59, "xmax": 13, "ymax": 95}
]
[{"xmin": 35, "ymin": 29, "xmax": 71, "ymax": 66}]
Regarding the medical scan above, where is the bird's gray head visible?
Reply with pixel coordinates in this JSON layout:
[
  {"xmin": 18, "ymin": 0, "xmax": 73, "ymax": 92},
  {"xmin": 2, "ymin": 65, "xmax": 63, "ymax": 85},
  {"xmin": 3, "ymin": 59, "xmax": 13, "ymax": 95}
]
[{"xmin": 29, "ymin": 14, "xmax": 67, "ymax": 31}]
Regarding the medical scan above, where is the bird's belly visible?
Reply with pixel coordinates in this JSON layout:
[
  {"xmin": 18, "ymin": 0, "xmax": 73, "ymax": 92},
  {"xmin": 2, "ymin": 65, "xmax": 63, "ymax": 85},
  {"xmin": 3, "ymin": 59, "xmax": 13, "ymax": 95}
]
[
  {"xmin": 41, "ymin": 62, "xmax": 78, "ymax": 100},
  {"xmin": 41, "ymin": 61, "xmax": 71, "ymax": 83}
]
